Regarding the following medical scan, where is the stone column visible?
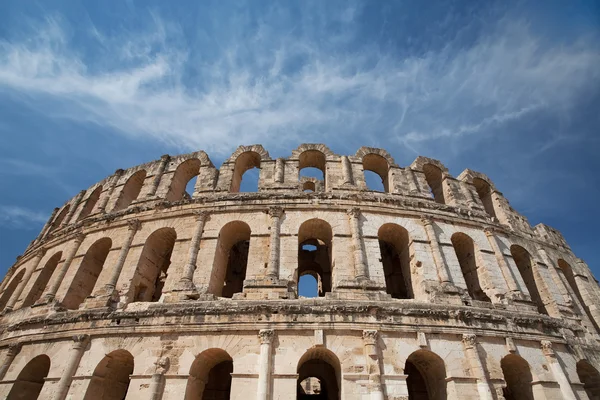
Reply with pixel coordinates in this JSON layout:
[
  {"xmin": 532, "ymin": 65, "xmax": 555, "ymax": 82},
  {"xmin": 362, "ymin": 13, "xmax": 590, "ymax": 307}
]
[
  {"xmin": 53, "ymin": 334, "xmax": 90, "ymax": 400},
  {"xmin": 341, "ymin": 156, "xmax": 353, "ymax": 185},
  {"xmin": 4, "ymin": 248, "xmax": 46, "ymax": 312},
  {"xmin": 0, "ymin": 343, "xmax": 21, "ymax": 380},
  {"xmin": 102, "ymin": 220, "xmax": 141, "ymax": 294},
  {"xmin": 347, "ymin": 208, "xmax": 368, "ymax": 280},
  {"xmin": 363, "ymin": 330, "xmax": 384, "ymax": 400},
  {"xmin": 267, "ymin": 207, "xmax": 284, "ymax": 278},
  {"xmin": 98, "ymin": 169, "xmax": 124, "ymax": 212},
  {"xmin": 61, "ymin": 191, "xmax": 85, "ymax": 228},
  {"xmin": 484, "ymin": 228, "xmax": 519, "ymax": 293},
  {"xmin": 149, "ymin": 356, "xmax": 170, "ymax": 400},
  {"xmin": 35, "ymin": 207, "xmax": 59, "ymax": 244},
  {"xmin": 257, "ymin": 329, "xmax": 274, "ymax": 400},
  {"xmin": 275, "ymin": 158, "xmax": 285, "ymax": 183},
  {"xmin": 42, "ymin": 232, "xmax": 85, "ymax": 303},
  {"xmin": 406, "ymin": 169, "xmax": 420, "ymax": 193},
  {"xmin": 420, "ymin": 216, "xmax": 451, "ymax": 283},
  {"xmin": 147, "ymin": 154, "xmax": 170, "ymax": 197},
  {"xmin": 178, "ymin": 211, "xmax": 209, "ymax": 289},
  {"xmin": 540, "ymin": 340, "xmax": 577, "ymax": 400},
  {"xmin": 461, "ymin": 334, "xmax": 494, "ymax": 400}
]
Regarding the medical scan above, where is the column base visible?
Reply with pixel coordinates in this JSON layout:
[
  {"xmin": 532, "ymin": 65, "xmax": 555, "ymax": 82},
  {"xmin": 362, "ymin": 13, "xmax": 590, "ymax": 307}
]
[{"xmin": 242, "ymin": 277, "xmax": 296, "ymax": 300}]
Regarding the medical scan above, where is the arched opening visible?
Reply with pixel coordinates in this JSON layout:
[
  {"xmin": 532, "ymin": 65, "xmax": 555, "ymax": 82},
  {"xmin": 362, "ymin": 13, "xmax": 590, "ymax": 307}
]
[
  {"xmin": 231, "ymin": 151, "xmax": 261, "ymax": 193},
  {"xmin": 303, "ymin": 181, "xmax": 316, "ymax": 193},
  {"xmin": 378, "ymin": 223, "xmax": 412, "ymax": 299},
  {"xmin": 63, "ymin": 238, "xmax": 112, "ymax": 310},
  {"xmin": 451, "ymin": 233, "xmax": 491, "ymax": 302},
  {"xmin": 405, "ymin": 350, "xmax": 447, "ymax": 400},
  {"xmin": 113, "ymin": 170, "xmax": 146, "ymax": 211},
  {"xmin": 297, "ymin": 348, "xmax": 341, "ymax": 400},
  {"xmin": 558, "ymin": 259, "xmax": 599, "ymax": 331},
  {"xmin": 49, "ymin": 205, "xmax": 70, "ymax": 232},
  {"xmin": 299, "ymin": 151, "xmax": 326, "ymax": 187},
  {"xmin": 78, "ymin": 186, "xmax": 103, "ymax": 220},
  {"xmin": 299, "ymin": 274, "xmax": 319, "ymax": 298},
  {"xmin": 166, "ymin": 158, "xmax": 202, "ymax": 202},
  {"xmin": 209, "ymin": 221, "xmax": 251, "ymax": 298},
  {"xmin": 7, "ymin": 355, "xmax": 51, "ymax": 400},
  {"xmin": 0, "ymin": 269, "xmax": 25, "ymax": 311},
  {"xmin": 298, "ymin": 219, "xmax": 333, "ymax": 297},
  {"xmin": 473, "ymin": 178, "xmax": 496, "ymax": 218},
  {"xmin": 83, "ymin": 350, "xmax": 134, "ymax": 400},
  {"xmin": 185, "ymin": 348, "xmax": 233, "ymax": 400},
  {"xmin": 422, "ymin": 164, "xmax": 445, "ymax": 204},
  {"xmin": 576, "ymin": 360, "xmax": 600, "ymax": 399},
  {"xmin": 510, "ymin": 245, "xmax": 547, "ymax": 315},
  {"xmin": 363, "ymin": 154, "xmax": 389, "ymax": 192},
  {"xmin": 501, "ymin": 354, "xmax": 534, "ymax": 400},
  {"xmin": 131, "ymin": 228, "xmax": 177, "ymax": 303},
  {"xmin": 22, "ymin": 251, "xmax": 62, "ymax": 308}
]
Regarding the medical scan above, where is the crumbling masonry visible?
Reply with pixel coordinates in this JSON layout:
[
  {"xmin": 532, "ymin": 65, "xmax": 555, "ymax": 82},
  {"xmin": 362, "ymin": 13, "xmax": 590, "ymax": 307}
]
[{"xmin": 0, "ymin": 143, "xmax": 599, "ymax": 399}]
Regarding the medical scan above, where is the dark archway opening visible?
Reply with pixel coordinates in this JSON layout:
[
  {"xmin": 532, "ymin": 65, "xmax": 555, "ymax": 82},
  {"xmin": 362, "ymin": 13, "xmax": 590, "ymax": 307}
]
[
  {"xmin": 231, "ymin": 151, "xmax": 261, "ymax": 193},
  {"xmin": 501, "ymin": 354, "xmax": 534, "ymax": 400},
  {"xmin": 577, "ymin": 360, "xmax": 600, "ymax": 400},
  {"xmin": 185, "ymin": 348, "xmax": 233, "ymax": 400},
  {"xmin": 209, "ymin": 221, "xmax": 251, "ymax": 298},
  {"xmin": 510, "ymin": 245, "xmax": 548, "ymax": 315},
  {"xmin": 83, "ymin": 350, "xmax": 134, "ymax": 400},
  {"xmin": 22, "ymin": 251, "xmax": 62, "ymax": 308},
  {"xmin": 422, "ymin": 164, "xmax": 445, "ymax": 204},
  {"xmin": 363, "ymin": 154, "xmax": 389, "ymax": 192},
  {"xmin": 298, "ymin": 219, "xmax": 333, "ymax": 298},
  {"xmin": 451, "ymin": 233, "xmax": 491, "ymax": 302},
  {"xmin": 7, "ymin": 355, "xmax": 51, "ymax": 400},
  {"xmin": 378, "ymin": 223, "xmax": 412, "ymax": 299},
  {"xmin": 297, "ymin": 349, "xmax": 340, "ymax": 400},
  {"xmin": 405, "ymin": 350, "xmax": 447, "ymax": 400},
  {"xmin": 132, "ymin": 228, "xmax": 176, "ymax": 303}
]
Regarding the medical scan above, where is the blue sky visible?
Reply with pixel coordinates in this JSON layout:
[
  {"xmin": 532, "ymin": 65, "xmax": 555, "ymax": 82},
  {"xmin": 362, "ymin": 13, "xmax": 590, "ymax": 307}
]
[{"xmin": 0, "ymin": 0, "xmax": 599, "ymax": 287}]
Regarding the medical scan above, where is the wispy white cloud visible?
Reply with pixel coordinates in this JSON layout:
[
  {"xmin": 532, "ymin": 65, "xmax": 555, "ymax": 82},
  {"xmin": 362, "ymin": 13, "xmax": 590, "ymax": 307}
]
[
  {"xmin": 0, "ymin": 11, "xmax": 597, "ymax": 158},
  {"xmin": 0, "ymin": 205, "xmax": 48, "ymax": 229}
]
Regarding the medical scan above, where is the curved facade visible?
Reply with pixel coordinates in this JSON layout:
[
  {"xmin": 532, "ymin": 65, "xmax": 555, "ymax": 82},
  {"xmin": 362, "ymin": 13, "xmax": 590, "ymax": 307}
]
[{"xmin": 0, "ymin": 143, "xmax": 599, "ymax": 400}]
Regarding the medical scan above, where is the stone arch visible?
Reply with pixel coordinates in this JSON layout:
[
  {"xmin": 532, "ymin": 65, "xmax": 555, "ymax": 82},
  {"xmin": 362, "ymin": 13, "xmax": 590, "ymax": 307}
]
[
  {"xmin": 166, "ymin": 158, "xmax": 202, "ymax": 202},
  {"xmin": 78, "ymin": 185, "xmax": 103, "ymax": 220},
  {"xmin": 0, "ymin": 269, "xmax": 25, "ymax": 311},
  {"xmin": 510, "ymin": 245, "xmax": 547, "ymax": 315},
  {"xmin": 49, "ymin": 205, "xmax": 70, "ymax": 232},
  {"xmin": 297, "ymin": 347, "xmax": 341, "ymax": 400},
  {"xmin": 362, "ymin": 153, "xmax": 390, "ymax": 192},
  {"xmin": 558, "ymin": 259, "xmax": 599, "ymax": 331},
  {"xmin": 404, "ymin": 349, "xmax": 447, "ymax": 400},
  {"xmin": 208, "ymin": 221, "xmax": 251, "ymax": 298},
  {"xmin": 299, "ymin": 150, "xmax": 327, "ymax": 186},
  {"xmin": 63, "ymin": 238, "xmax": 112, "ymax": 310},
  {"xmin": 576, "ymin": 359, "xmax": 600, "ymax": 399},
  {"xmin": 113, "ymin": 169, "xmax": 146, "ymax": 211},
  {"xmin": 6, "ymin": 354, "xmax": 51, "ymax": 400},
  {"xmin": 230, "ymin": 151, "xmax": 262, "ymax": 193},
  {"xmin": 423, "ymin": 164, "xmax": 445, "ymax": 204},
  {"xmin": 22, "ymin": 251, "xmax": 62, "ymax": 308},
  {"xmin": 131, "ymin": 227, "xmax": 177, "ymax": 303},
  {"xmin": 451, "ymin": 232, "xmax": 491, "ymax": 302},
  {"xmin": 298, "ymin": 219, "xmax": 333, "ymax": 297},
  {"xmin": 378, "ymin": 223, "xmax": 412, "ymax": 299},
  {"xmin": 83, "ymin": 349, "xmax": 134, "ymax": 400},
  {"xmin": 185, "ymin": 348, "xmax": 233, "ymax": 400},
  {"xmin": 501, "ymin": 354, "xmax": 534, "ymax": 400},
  {"xmin": 473, "ymin": 177, "xmax": 497, "ymax": 218}
]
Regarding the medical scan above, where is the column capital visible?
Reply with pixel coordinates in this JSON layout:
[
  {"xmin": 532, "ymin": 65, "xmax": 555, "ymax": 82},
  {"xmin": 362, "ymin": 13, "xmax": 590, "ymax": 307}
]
[
  {"xmin": 7, "ymin": 342, "xmax": 22, "ymax": 356},
  {"xmin": 160, "ymin": 154, "xmax": 171, "ymax": 162},
  {"xmin": 483, "ymin": 227, "xmax": 496, "ymax": 237},
  {"xmin": 420, "ymin": 214, "xmax": 433, "ymax": 225},
  {"xmin": 71, "ymin": 334, "xmax": 90, "ymax": 349},
  {"xmin": 347, "ymin": 207, "xmax": 361, "ymax": 218},
  {"xmin": 193, "ymin": 210, "xmax": 210, "ymax": 222},
  {"xmin": 258, "ymin": 329, "xmax": 275, "ymax": 344},
  {"xmin": 73, "ymin": 232, "xmax": 86, "ymax": 243},
  {"xmin": 541, "ymin": 340, "xmax": 555, "ymax": 356},
  {"xmin": 154, "ymin": 356, "xmax": 170, "ymax": 375},
  {"xmin": 127, "ymin": 219, "xmax": 141, "ymax": 232},
  {"xmin": 35, "ymin": 247, "xmax": 47, "ymax": 258},
  {"xmin": 462, "ymin": 333, "xmax": 477, "ymax": 349},
  {"xmin": 362, "ymin": 330, "xmax": 379, "ymax": 345},
  {"xmin": 268, "ymin": 207, "xmax": 284, "ymax": 219}
]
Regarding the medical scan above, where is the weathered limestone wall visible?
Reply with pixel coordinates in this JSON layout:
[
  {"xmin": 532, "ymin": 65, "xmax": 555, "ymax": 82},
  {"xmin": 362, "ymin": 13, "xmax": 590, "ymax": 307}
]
[{"xmin": 0, "ymin": 144, "xmax": 599, "ymax": 400}]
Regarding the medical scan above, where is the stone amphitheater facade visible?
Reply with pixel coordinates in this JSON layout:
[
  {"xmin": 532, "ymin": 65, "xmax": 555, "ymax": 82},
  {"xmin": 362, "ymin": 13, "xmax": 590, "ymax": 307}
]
[{"xmin": 0, "ymin": 143, "xmax": 599, "ymax": 400}]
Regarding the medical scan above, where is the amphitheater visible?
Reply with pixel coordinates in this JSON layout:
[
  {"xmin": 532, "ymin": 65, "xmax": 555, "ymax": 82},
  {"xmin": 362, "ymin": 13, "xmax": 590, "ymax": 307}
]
[{"xmin": 0, "ymin": 143, "xmax": 599, "ymax": 400}]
